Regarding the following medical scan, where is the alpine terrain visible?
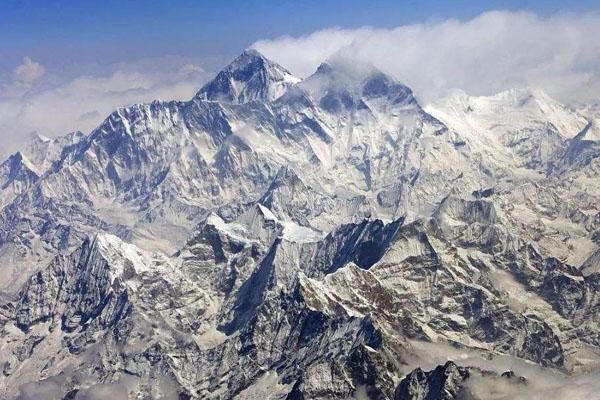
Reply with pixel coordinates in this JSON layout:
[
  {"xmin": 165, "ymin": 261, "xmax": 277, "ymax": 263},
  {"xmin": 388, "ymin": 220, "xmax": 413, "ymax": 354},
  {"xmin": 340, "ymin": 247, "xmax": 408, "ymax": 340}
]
[{"xmin": 1, "ymin": 49, "xmax": 599, "ymax": 399}]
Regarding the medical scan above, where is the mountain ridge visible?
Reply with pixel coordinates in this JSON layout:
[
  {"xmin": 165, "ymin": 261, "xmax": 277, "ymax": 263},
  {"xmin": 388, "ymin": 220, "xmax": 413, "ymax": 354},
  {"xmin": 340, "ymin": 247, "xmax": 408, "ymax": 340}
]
[{"xmin": 0, "ymin": 49, "xmax": 599, "ymax": 399}]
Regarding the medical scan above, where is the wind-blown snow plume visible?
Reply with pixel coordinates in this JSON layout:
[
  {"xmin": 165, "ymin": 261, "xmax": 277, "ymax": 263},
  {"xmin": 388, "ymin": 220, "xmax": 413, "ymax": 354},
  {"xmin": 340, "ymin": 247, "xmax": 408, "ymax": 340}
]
[{"xmin": 253, "ymin": 11, "xmax": 600, "ymax": 104}]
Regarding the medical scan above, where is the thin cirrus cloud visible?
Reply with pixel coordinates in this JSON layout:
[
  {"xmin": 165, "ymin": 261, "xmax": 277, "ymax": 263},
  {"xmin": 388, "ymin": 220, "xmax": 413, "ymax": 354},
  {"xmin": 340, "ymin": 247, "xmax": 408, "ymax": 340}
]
[
  {"xmin": 0, "ymin": 56, "xmax": 209, "ymax": 158},
  {"xmin": 252, "ymin": 10, "xmax": 600, "ymax": 105}
]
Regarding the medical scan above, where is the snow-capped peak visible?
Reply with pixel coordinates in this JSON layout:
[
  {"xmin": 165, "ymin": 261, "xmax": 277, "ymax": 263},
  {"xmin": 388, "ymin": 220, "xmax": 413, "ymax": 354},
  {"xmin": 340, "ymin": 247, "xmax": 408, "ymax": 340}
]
[
  {"xmin": 0, "ymin": 151, "xmax": 40, "ymax": 182},
  {"xmin": 429, "ymin": 88, "xmax": 587, "ymax": 139},
  {"xmin": 3, "ymin": 47, "xmax": 600, "ymax": 400},
  {"xmin": 30, "ymin": 131, "xmax": 52, "ymax": 143},
  {"xmin": 195, "ymin": 48, "xmax": 300, "ymax": 104},
  {"xmin": 300, "ymin": 59, "xmax": 416, "ymax": 111},
  {"xmin": 92, "ymin": 233, "xmax": 158, "ymax": 280},
  {"xmin": 21, "ymin": 130, "xmax": 85, "ymax": 172},
  {"xmin": 0, "ymin": 151, "xmax": 40, "ymax": 208}
]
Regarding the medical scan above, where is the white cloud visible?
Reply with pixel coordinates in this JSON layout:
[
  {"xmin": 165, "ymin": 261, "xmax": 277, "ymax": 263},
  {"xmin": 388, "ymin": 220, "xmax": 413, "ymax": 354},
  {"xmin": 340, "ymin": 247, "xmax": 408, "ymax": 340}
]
[
  {"xmin": 253, "ymin": 27, "xmax": 372, "ymax": 78},
  {"xmin": 0, "ymin": 57, "xmax": 210, "ymax": 158},
  {"xmin": 252, "ymin": 11, "xmax": 600, "ymax": 105},
  {"xmin": 12, "ymin": 57, "xmax": 46, "ymax": 83}
]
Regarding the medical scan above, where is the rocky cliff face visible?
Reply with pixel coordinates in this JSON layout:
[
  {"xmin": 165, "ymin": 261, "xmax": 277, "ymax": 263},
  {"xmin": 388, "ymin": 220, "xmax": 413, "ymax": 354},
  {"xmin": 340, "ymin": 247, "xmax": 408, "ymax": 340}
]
[{"xmin": 0, "ymin": 50, "xmax": 599, "ymax": 399}]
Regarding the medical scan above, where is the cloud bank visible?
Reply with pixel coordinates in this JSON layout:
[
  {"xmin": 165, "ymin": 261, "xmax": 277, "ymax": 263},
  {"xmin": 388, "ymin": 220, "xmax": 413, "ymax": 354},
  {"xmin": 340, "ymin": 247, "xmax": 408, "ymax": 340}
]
[
  {"xmin": 0, "ymin": 56, "xmax": 209, "ymax": 158},
  {"xmin": 253, "ymin": 11, "xmax": 600, "ymax": 105}
]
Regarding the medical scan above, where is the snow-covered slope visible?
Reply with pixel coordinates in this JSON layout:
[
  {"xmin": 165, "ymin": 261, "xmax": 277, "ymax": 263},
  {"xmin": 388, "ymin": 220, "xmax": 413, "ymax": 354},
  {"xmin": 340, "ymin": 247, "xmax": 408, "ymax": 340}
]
[
  {"xmin": 0, "ymin": 50, "xmax": 491, "ymax": 291},
  {"xmin": 22, "ymin": 131, "xmax": 85, "ymax": 173},
  {"xmin": 426, "ymin": 89, "xmax": 588, "ymax": 171},
  {"xmin": 0, "ymin": 49, "xmax": 599, "ymax": 399},
  {"xmin": 0, "ymin": 152, "xmax": 39, "ymax": 209},
  {"xmin": 195, "ymin": 48, "xmax": 300, "ymax": 104}
]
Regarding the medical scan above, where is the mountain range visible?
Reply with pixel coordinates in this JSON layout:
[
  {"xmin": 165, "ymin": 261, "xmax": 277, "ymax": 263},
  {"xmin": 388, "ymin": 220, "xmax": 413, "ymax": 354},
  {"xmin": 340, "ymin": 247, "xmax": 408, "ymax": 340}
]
[{"xmin": 0, "ymin": 49, "xmax": 599, "ymax": 399}]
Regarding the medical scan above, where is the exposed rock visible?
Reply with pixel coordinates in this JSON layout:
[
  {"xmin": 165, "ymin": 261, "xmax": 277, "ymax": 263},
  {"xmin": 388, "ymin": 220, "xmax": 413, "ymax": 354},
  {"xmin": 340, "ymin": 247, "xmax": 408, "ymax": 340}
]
[{"xmin": 0, "ymin": 49, "xmax": 599, "ymax": 399}]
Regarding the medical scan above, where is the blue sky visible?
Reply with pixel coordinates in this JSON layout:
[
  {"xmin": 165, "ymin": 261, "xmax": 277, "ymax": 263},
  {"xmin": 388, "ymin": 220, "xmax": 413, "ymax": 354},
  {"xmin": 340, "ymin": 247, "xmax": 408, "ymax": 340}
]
[{"xmin": 1, "ymin": 0, "xmax": 599, "ymax": 73}]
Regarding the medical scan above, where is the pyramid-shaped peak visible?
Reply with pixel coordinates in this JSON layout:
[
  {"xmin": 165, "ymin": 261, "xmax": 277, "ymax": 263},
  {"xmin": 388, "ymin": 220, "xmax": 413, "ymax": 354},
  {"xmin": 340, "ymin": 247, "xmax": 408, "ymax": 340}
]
[
  {"xmin": 314, "ymin": 62, "xmax": 335, "ymax": 76},
  {"xmin": 309, "ymin": 59, "xmax": 373, "ymax": 84},
  {"xmin": 0, "ymin": 151, "xmax": 40, "ymax": 190},
  {"xmin": 240, "ymin": 48, "xmax": 262, "ymax": 57},
  {"xmin": 223, "ymin": 48, "xmax": 272, "ymax": 71},
  {"xmin": 302, "ymin": 59, "xmax": 416, "ymax": 107},
  {"xmin": 310, "ymin": 56, "xmax": 392, "ymax": 81},
  {"xmin": 235, "ymin": 48, "xmax": 267, "ymax": 61},
  {"xmin": 3, "ymin": 152, "xmax": 39, "ymax": 175},
  {"xmin": 195, "ymin": 48, "xmax": 300, "ymax": 105}
]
